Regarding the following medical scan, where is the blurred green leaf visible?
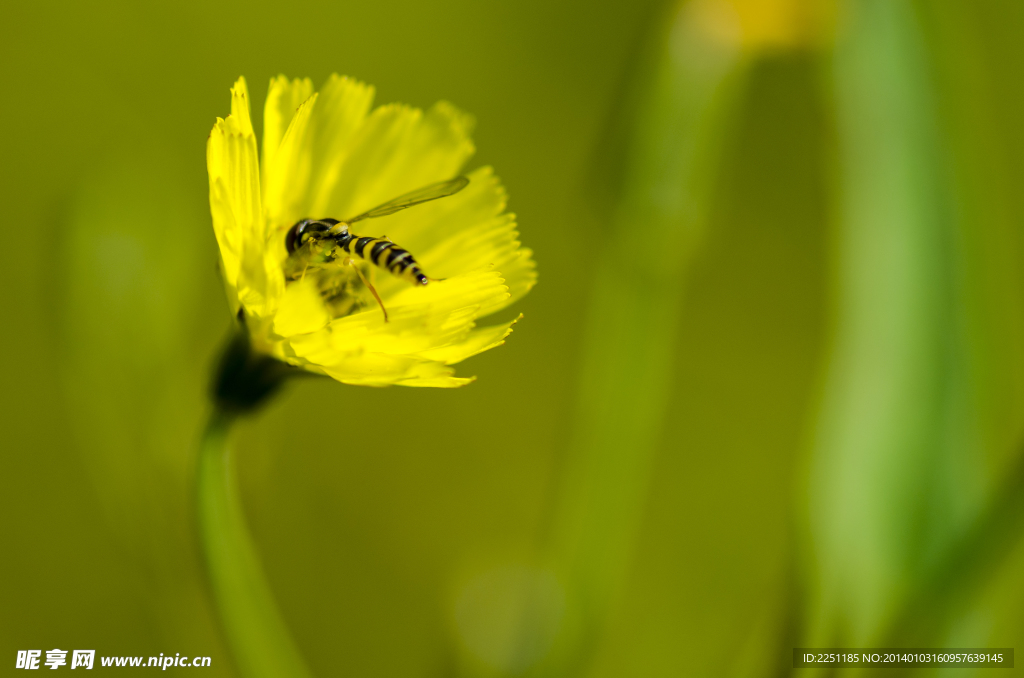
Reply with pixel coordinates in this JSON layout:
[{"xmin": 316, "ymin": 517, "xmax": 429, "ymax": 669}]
[
  {"xmin": 803, "ymin": 0, "xmax": 1020, "ymax": 650},
  {"xmin": 531, "ymin": 3, "xmax": 749, "ymax": 676}
]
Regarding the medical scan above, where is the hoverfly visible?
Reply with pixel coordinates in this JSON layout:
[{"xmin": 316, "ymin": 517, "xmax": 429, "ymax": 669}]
[{"xmin": 283, "ymin": 176, "xmax": 469, "ymax": 321}]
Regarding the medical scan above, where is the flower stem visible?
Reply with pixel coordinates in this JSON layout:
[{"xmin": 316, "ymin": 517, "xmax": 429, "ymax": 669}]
[{"xmin": 197, "ymin": 405, "xmax": 312, "ymax": 678}]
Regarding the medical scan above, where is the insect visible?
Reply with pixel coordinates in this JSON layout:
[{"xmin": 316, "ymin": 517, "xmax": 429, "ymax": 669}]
[{"xmin": 284, "ymin": 176, "xmax": 470, "ymax": 321}]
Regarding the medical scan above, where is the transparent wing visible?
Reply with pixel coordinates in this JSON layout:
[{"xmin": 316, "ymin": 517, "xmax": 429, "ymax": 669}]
[{"xmin": 346, "ymin": 176, "xmax": 470, "ymax": 224}]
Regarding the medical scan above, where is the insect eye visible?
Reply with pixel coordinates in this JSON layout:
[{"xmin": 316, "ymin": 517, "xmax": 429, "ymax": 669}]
[
  {"xmin": 286, "ymin": 219, "xmax": 329, "ymax": 254},
  {"xmin": 285, "ymin": 222, "xmax": 303, "ymax": 254}
]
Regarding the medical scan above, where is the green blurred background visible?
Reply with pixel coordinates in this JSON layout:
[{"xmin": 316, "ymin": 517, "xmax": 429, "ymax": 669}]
[{"xmin": 3, "ymin": 0, "xmax": 1024, "ymax": 676}]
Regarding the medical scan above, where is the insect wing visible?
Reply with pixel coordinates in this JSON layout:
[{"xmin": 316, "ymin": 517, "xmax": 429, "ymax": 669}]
[{"xmin": 346, "ymin": 176, "xmax": 470, "ymax": 224}]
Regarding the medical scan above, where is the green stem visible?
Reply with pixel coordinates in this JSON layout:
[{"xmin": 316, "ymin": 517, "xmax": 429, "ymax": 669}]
[{"xmin": 197, "ymin": 405, "xmax": 312, "ymax": 678}]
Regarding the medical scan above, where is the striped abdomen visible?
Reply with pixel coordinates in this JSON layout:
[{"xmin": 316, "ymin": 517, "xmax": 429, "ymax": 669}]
[{"xmin": 335, "ymin": 231, "xmax": 429, "ymax": 286}]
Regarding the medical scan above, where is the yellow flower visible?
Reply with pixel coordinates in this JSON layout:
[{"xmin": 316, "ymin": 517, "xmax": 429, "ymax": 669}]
[
  {"xmin": 207, "ymin": 76, "xmax": 535, "ymax": 387},
  {"xmin": 689, "ymin": 0, "xmax": 837, "ymax": 50}
]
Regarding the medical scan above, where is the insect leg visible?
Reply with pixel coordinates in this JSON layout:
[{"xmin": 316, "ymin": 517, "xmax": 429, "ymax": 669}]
[{"xmin": 344, "ymin": 257, "xmax": 389, "ymax": 322}]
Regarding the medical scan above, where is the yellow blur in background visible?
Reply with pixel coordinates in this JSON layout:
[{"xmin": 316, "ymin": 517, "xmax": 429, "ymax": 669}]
[
  {"xmin": 691, "ymin": 0, "xmax": 837, "ymax": 50},
  {"xmin": 2, "ymin": 0, "xmax": 1024, "ymax": 676}
]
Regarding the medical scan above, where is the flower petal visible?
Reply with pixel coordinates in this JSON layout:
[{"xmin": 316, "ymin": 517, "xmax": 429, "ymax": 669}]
[
  {"xmin": 310, "ymin": 101, "xmax": 475, "ymax": 221},
  {"xmin": 401, "ymin": 373, "xmax": 476, "ymax": 388},
  {"xmin": 419, "ymin": 314, "xmax": 521, "ymax": 364},
  {"xmin": 272, "ymin": 276, "xmax": 331, "ymax": 337},
  {"xmin": 305, "ymin": 75, "xmax": 375, "ymax": 213},
  {"xmin": 207, "ymin": 77, "xmax": 262, "ymax": 309},
  {"xmin": 371, "ymin": 167, "xmax": 537, "ymax": 313},
  {"xmin": 262, "ymin": 75, "xmax": 313, "ymax": 180},
  {"xmin": 284, "ymin": 270, "xmax": 509, "ymax": 364},
  {"xmin": 263, "ymin": 92, "xmax": 319, "ymax": 228},
  {"xmin": 320, "ymin": 352, "xmax": 472, "ymax": 388},
  {"xmin": 229, "ymin": 77, "xmax": 255, "ymax": 135}
]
